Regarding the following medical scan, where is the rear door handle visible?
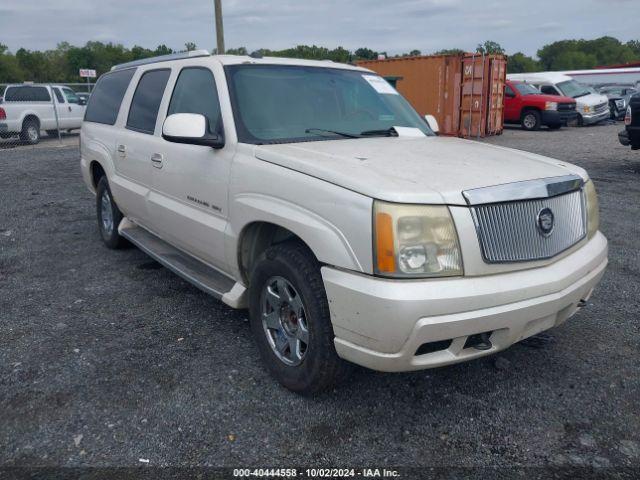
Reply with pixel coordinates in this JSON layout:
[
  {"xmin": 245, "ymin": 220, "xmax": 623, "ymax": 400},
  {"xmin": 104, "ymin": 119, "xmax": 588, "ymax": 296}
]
[
  {"xmin": 117, "ymin": 144, "xmax": 126, "ymax": 157},
  {"xmin": 151, "ymin": 153, "xmax": 163, "ymax": 169}
]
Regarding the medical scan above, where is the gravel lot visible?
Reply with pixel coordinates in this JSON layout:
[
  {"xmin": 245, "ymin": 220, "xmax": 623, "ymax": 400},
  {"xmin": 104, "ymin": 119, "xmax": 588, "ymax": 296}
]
[{"xmin": 0, "ymin": 123, "xmax": 638, "ymax": 475}]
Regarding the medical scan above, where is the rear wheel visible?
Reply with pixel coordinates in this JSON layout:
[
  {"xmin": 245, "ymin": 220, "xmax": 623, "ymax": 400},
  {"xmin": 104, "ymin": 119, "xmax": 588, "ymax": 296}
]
[
  {"xmin": 248, "ymin": 241, "xmax": 350, "ymax": 394},
  {"xmin": 96, "ymin": 176, "xmax": 126, "ymax": 249},
  {"xmin": 20, "ymin": 118, "xmax": 40, "ymax": 144},
  {"xmin": 521, "ymin": 110, "xmax": 541, "ymax": 131}
]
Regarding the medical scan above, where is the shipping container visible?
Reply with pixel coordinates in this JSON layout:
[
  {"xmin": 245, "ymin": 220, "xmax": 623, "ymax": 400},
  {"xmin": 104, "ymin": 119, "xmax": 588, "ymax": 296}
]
[{"xmin": 358, "ymin": 53, "xmax": 507, "ymax": 138}]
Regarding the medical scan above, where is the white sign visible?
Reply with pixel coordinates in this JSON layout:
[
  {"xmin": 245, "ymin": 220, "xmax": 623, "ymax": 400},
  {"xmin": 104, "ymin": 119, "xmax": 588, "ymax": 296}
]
[
  {"xmin": 362, "ymin": 74, "xmax": 399, "ymax": 95},
  {"xmin": 79, "ymin": 69, "xmax": 97, "ymax": 78}
]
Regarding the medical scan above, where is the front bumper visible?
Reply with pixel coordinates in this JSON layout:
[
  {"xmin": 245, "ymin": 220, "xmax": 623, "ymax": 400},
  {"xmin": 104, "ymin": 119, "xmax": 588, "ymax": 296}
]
[
  {"xmin": 580, "ymin": 108, "xmax": 610, "ymax": 125},
  {"xmin": 542, "ymin": 110, "xmax": 577, "ymax": 126},
  {"xmin": 322, "ymin": 233, "xmax": 607, "ymax": 372}
]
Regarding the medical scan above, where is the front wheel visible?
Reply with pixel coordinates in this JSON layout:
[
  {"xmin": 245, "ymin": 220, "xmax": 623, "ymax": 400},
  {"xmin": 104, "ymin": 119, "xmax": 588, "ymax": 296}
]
[
  {"xmin": 248, "ymin": 241, "xmax": 350, "ymax": 394},
  {"xmin": 96, "ymin": 176, "xmax": 126, "ymax": 249},
  {"xmin": 521, "ymin": 110, "xmax": 541, "ymax": 131}
]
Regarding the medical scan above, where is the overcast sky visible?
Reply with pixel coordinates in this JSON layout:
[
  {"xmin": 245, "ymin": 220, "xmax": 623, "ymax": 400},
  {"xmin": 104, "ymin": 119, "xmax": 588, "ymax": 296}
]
[{"xmin": 2, "ymin": 0, "xmax": 638, "ymax": 57}]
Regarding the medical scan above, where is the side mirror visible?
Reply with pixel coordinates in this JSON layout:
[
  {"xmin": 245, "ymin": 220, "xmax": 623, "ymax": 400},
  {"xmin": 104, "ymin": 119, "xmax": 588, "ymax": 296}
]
[
  {"xmin": 78, "ymin": 98, "xmax": 87, "ymax": 106},
  {"xmin": 424, "ymin": 114, "xmax": 439, "ymax": 134},
  {"xmin": 505, "ymin": 91, "xmax": 515, "ymax": 98},
  {"xmin": 162, "ymin": 113, "xmax": 224, "ymax": 149}
]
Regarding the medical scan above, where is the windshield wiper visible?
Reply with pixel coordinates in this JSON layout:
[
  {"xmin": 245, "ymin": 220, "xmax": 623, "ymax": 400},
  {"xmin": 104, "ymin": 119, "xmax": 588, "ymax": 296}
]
[
  {"xmin": 304, "ymin": 128, "xmax": 361, "ymax": 139},
  {"xmin": 359, "ymin": 127, "xmax": 399, "ymax": 137}
]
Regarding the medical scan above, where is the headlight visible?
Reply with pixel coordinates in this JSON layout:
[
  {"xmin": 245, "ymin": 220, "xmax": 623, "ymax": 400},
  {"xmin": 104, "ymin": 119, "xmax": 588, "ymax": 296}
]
[
  {"xmin": 615, "ymin": 99, "xmax": 626, "ymax": 109},
  {"xmin": 582, "ymin": 105, "xmax": 592, "ymax": 113},
  {"xmin": 584, "ymin": 180, "xmax": 599, "ymax": 239},
  {"xmin": 374, "ymin": 201, "xmax": 463, "ymax": 277},
  {"xmin": 545, "ymin": 101, "xmax": 558, "ymax": 111}
]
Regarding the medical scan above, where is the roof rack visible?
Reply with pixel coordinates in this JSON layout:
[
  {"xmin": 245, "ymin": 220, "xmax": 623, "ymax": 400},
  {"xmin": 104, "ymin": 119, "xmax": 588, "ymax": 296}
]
[{"xmin": 111, "ymin": 49, "xmax": 211, "ymax": 71}]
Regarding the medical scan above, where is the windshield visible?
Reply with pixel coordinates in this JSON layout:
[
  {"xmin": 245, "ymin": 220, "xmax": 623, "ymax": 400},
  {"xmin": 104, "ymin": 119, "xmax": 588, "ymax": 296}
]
[
  {"xmin": 557, "ymin": 80, "xmax": 591, "ymax": 98},
  {"xmin": 513, "ymin": 83, "xmax": 540, "ymax": 96},
  {"xmin": 225, "ymin": 65, "xmax": 433, "ymax": 144}
]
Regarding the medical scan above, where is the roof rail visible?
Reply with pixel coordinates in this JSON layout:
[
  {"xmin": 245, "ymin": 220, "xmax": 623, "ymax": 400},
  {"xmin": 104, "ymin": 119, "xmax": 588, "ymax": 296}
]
[{"xmin": 111, "ymin": 49, "xmax": 211, "ymax": 71}]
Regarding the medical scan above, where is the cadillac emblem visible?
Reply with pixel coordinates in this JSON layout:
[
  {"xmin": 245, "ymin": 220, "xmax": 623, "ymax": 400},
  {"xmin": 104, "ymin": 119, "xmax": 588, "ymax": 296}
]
[{"xmin": 537, "ymin": 207, "xmax": 555, "ymax": 236}]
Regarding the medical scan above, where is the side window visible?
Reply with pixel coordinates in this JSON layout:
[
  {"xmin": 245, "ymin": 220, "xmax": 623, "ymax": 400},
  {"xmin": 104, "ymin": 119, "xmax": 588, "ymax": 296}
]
[
  {"xmin": 5, "ymin": 86, "xmax": 51, "ymax": 102},
  {"xmin": 85, "ymin": 68, "xmax": 136, "ymax": 125},
  {"xmin": 505, "ymin": 85, "xmax": 516, "ymax": 97},
  {"xmin": 127, "ymin": 69, "xmax": 171, "ymax": 134},
  {"xmin": 540, "ymin": 85, "xmax": 559, "ymax": 96},
  {"xmin": 168, "ymin": 67, "xmax": 222, "ymax": 134},
  {"xmin": 54, "ymin": 88, "xmax": 65, "ymax": 103},
  {"xmin": 63, "ymin": 88, "xmax": 79, "ymax": 104}
]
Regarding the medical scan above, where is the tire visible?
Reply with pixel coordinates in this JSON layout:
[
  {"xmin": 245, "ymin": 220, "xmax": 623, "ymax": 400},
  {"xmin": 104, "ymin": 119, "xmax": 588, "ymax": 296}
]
[
  {"xmin": 20, "ymin": 118, "xmax": 40, "ymax": 144},
  {"xmin": 96, "ymin": 176, "xmax": 126, "ymax": 249},
  {"xmin": 46, "ymin": 130, "xmax": 59, "ymax": 137},
  {"xmin": 548, "ymin": 123, "xmax": 562, "ymax": 130},
  {"xmin": 577, "ymin": 114, "xmax": 584, "ymax": 127},
  {"xmin": 521, "ymin": 110, "xmax": 541, "ymax": 131},
  {"xmin": 248, "ymin": 241, "xmax": 350, "ymax": 394}
]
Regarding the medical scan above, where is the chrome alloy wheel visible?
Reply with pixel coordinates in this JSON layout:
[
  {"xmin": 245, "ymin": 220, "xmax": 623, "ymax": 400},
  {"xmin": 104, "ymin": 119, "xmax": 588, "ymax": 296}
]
[
  {"xmin": 261, "ymin": 276, "xmax": 309, "ymax": 366},
  {"xmin": 100, "ymin": 189, "xmax": 114, "ymax": 234},
  {"xmin": 523, "ymin": 113, "xmax": 536, "ymax": 129},
  {"xmin": 27, "ymin": 125, "xmax": 39, "ymax": 142}
]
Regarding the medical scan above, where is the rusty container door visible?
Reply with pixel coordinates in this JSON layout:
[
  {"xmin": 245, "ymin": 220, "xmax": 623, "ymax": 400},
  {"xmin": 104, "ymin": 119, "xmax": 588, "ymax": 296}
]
[
  {"xmin": 485, "ymin": 56, "xmax": 506, "ymax": 135},
  {"xmin": 459, "ymin": 54, "xmax": 506, "ymax": 138},
  {"xmin": 357, "ymin": 55, "xmax": 462, "ymax": 136}
]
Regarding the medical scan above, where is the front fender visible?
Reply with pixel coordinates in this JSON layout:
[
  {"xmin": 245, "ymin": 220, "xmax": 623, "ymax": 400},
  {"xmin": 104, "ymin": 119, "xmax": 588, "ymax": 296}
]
[{"xmin": 227, "ymin": 192, "xmax": 371, "ymax": 279}]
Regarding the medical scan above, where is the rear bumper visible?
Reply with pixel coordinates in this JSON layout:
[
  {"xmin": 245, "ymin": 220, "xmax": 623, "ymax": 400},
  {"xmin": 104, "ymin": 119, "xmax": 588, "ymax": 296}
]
[{"xmin": 322, "ymin": 233, "xmax": 608, "ymax": 372}]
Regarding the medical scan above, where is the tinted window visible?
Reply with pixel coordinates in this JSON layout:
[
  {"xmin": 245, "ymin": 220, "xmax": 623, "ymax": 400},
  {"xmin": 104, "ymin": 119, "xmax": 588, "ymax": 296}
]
[
  {"xmin": 168, "ymin": 68, "xmax": 222, "ymax": 134},
  {"xmin": 85, "ymin": 68, "xmax": 136, "ymax": 125},
  {"xmin": 126, "ymin": 69, "xmax": 171, "ymax": 134},
  {"xmin": 53, "ymin": 88, "xmax": 65, "ymax": 103},
  {"xmin": 5, "ymin": 86, "xmax": 51, "ymax": 102},
  {"xmin": 63, "ymin": 88, "xmax": 79, "ymax": 104},
  {"xmin": 505, "ymin": 86, "xmax": 515, "ymax": 96},
  {"xmin": 540, "ymin": 85, "xmax": 559, "ymax": 96}
]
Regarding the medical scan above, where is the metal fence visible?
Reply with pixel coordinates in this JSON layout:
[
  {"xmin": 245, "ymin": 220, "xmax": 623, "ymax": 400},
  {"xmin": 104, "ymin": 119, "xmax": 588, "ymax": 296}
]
[{"xmin": 0, "ymin": 83, "xmax": 90, "ymax": 150}]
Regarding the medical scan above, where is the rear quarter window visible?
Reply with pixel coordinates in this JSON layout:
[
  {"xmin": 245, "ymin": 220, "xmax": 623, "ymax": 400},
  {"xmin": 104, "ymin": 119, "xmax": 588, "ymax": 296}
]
[
  {"xmin": 5, "ymin": 86, "xmax": 51, "ymax": 102},
  {"xmin": 85, "ymin": 68, "xmax": 136, "ymax": 125}
]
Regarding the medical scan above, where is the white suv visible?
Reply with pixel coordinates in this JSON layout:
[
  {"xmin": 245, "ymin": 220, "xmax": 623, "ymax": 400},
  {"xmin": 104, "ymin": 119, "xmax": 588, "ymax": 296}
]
[{"xmin": 80, "ymin": 51, "xmax": 608, "ymax": 393}]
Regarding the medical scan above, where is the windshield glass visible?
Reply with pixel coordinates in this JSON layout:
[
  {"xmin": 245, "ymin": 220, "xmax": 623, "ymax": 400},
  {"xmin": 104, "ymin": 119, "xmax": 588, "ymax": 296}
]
[
  {"xmin": 225, "ymin": 65, "xmax": 433, "ymax": 144},
  {"xmin": 513, "ymin": 83, "xmax": 540, "ymax": 96},
  {"xmin": 557, "ymin": 80, "xmax": 591, "ymax": 98}
]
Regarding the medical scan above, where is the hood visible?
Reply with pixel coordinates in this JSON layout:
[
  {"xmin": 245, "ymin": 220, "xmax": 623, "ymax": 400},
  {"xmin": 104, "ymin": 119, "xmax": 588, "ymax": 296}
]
[
  {"xmin": 574, "ymin": 92, "xmax": 609, "ymax": 107},
  {"xmin": 254, "ymin": 136, "xmax": 587, "ymax": 205}
]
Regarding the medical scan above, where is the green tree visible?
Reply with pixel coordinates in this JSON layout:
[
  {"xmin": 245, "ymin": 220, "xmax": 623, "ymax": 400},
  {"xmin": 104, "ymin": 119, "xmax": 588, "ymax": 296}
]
[
  {"xmin": 476, "ymin": 40, "xmax": 504, "ymax": 55},
  {"xmin": 226, "ymin": 47, "xmax": 248, "ymax": 55},
  {"xmin": 184, "ymin": 42, "xmax": 197, "ymax": 52},
  {"xmin": 433, "ymin": 48, "xmax": 465, "ymax": 55},
  {"xmin": 507, "ymin": 52, "xmax": 540, "ymax": 73}
]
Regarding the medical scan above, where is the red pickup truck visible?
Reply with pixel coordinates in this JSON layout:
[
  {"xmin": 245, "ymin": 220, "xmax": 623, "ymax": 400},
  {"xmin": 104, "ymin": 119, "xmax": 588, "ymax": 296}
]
[{"xmin": 504, "ymin": 80, "xmax": 578, "ymax": 130}]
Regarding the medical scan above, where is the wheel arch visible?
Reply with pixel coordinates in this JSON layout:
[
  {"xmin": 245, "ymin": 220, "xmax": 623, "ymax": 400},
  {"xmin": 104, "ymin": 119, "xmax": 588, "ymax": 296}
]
[{"xmin": 231, "ymin": 195, "xmax": 366, "ymax": 285}]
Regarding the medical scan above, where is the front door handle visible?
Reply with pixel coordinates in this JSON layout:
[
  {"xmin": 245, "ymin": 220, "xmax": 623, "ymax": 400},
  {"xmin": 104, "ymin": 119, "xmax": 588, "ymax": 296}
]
[
  {"xmin": 117, "ymin": 144, "xmax": 126, "ymax": 157},
  {"xmin": 151, "ymin": 153, "xmax": 163, "ymax": 169},
  {"xmin": 68, "ymin": 106, "xmax": 72, "ymax": 112}
]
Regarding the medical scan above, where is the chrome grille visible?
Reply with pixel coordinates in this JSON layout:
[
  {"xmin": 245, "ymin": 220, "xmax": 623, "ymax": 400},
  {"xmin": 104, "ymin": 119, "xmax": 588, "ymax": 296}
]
[
  {"xmin": 595, "ymin": 102, "xmax": 609, "ymax": 114},
  {"xmin": 471, "ymin": 190, "xmax": 586, "ymax": 263}
]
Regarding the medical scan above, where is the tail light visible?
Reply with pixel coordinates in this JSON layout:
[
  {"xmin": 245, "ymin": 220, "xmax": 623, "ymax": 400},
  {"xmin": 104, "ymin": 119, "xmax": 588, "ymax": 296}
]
[
  {"xmin": 0, "ymin": 108, "xmax": 6, "ymax": 120},
  {"xmin": 625, "ymin": 106, "xmax": 632, "ymax": 126}
]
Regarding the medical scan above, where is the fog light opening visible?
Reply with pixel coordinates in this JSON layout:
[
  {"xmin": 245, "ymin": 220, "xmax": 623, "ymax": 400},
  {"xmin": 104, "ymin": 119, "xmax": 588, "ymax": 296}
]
[
  {"xmin": 464, "ymin": 331, "xmax": 493, "ymax": 351},
  {"xmin": 415, "ymin": 339, "xmax": 452, "ymax": 356}
]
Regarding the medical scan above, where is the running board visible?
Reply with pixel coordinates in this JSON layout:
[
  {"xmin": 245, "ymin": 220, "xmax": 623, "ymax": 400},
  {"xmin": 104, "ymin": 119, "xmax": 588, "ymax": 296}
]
[{"xmin": 119, "ymin": 222, "xmax": 244, "ymax": 306}]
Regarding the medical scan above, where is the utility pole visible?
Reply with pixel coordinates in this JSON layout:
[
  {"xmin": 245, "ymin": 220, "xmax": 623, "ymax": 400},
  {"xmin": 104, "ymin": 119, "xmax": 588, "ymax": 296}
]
[{"xmin": 214, "ymin": 0, "xmax": 225, "ymax": 54}]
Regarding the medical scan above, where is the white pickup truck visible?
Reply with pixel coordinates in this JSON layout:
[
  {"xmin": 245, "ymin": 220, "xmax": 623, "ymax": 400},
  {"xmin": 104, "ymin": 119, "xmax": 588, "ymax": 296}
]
[
  {"xmin": 0, "ymin": 84, "xmax": 86, "ymax": 144},
  {"xmin": 81, "ymin": 51, "xmax": 607, "ymax": 393}
]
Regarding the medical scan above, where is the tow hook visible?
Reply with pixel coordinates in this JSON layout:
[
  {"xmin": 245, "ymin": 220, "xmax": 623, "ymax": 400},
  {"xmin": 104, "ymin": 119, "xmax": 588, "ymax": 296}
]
[{"xmin": 577, "ymin": 299, "xmax": 587, "ymax": 308}]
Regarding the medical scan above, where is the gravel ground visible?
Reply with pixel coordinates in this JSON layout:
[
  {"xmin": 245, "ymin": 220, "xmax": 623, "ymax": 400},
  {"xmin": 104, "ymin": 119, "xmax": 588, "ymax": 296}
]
[{"xmin": 0, "ymin": 122, "xmax": 638, "ymax": 476}]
